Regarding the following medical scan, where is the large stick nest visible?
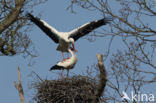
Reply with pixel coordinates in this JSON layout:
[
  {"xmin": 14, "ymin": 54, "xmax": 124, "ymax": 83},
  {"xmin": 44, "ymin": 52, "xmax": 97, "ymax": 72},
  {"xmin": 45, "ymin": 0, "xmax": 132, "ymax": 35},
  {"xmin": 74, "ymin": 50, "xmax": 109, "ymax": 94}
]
[{"xmin": 33, "ymin": 76, "xmax": 100, "ymax": 103}]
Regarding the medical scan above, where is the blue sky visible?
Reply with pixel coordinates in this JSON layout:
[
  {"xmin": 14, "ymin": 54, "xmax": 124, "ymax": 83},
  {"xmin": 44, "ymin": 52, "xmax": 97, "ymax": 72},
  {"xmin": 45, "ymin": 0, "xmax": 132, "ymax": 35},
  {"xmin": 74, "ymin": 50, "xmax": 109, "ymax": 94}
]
[
  {"xmin": 0, "ymin": 1, "xmax": 116, "ymax": 103},
  {"xmin": 1, "ymin": 0, "xmax": 155, "ymax": 103}
]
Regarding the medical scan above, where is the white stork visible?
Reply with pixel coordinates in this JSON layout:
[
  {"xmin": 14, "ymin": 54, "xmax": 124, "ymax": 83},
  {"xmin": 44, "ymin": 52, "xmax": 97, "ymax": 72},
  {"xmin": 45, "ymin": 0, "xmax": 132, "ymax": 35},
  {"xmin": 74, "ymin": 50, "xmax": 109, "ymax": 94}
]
[
  {"xmin": 50, "ymin": 47, "xmax": 77, "ymax": 78},
  {"xmin": 27, "ymin": 13, "xmax": 112, "ymax": 60}
]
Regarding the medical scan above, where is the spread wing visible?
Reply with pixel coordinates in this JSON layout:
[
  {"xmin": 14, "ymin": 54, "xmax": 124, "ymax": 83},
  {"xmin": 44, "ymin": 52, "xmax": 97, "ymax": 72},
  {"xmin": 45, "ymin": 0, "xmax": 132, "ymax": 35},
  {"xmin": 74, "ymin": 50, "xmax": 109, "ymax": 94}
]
[
  {"xmin": 69, "ymin": 17, "xmax": 113, "ymax": 41},
  {"xmin": 27, "ymin": 13, "xmax": 59, "ymax": 43}
]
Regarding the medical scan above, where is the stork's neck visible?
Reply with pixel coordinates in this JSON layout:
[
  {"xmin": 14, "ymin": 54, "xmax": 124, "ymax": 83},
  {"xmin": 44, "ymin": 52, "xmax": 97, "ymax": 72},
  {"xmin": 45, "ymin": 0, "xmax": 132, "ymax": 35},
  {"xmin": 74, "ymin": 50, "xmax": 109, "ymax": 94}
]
[
  {"xmin": 68, "ymin": 48, "xmax": 76, "ymax": 58},
  {"xmin": 68, "ymin": 48, "xmax": 77, "ymax": 66}
]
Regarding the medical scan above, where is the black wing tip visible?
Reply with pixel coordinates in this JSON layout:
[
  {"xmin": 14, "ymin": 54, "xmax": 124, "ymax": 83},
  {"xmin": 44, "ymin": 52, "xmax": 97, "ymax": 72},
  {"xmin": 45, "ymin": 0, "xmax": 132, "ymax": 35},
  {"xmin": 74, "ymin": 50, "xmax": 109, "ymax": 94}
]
[
  {"xmin": 50, "ymin": 65, "xmax": 65, "ymax": 71},
  {"xmin": 26, "ymin": 12, "xmax": 34, "ymax": 19},
  {"xmin": 26, "ymin": 12, "xmax": 31, "ymax": 17},
  {"xmin": 102, "ymin": 16, "xmax": 114, "ymax": 24},
  {"xmin": 26, "ymin": 12, "xmax": 40, "ymax": 20}
]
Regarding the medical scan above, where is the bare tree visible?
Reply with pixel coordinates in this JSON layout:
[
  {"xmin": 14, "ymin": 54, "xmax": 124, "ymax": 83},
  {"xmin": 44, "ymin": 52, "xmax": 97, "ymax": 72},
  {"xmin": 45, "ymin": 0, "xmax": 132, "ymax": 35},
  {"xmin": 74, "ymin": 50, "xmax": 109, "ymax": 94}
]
[
  {"xmin": 0, "ymin": 0, "xmax": 47, "ymax": 56},
  {"xmin": 68, "ymin": 0, "xmax": 156, "ymax": 102}
]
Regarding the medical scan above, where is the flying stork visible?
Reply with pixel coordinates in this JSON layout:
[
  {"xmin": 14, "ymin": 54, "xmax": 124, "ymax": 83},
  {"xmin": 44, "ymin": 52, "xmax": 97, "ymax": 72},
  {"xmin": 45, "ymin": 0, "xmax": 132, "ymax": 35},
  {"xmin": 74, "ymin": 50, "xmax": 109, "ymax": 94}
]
[{"xmin": 27, "ymin": 13, "xmax": 112, "ymax": 60}]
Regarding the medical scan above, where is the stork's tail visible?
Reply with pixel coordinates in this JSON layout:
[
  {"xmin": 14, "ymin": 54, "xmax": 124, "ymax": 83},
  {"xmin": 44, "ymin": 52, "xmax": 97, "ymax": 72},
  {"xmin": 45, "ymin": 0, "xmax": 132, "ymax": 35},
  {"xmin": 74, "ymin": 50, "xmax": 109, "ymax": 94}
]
[{"xmin": 50, "ymin": 65, "xmax": 65, "ymax": 71}]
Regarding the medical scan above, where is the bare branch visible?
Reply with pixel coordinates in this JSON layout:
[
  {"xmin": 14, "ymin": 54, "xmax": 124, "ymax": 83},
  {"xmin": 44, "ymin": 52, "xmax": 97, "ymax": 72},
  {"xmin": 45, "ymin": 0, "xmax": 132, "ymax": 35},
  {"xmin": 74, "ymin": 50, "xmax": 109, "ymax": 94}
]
[
  {"xmin": 67, "ymin": 1, "xmax": 156, "ymax": 102},
  {"xmin": 0, "ymin": 0, "xmax": 25, "ymax": 34},
  {"xmin": 92, "ymin": 54, "xmax": 107, "ymax": 103},
  {"xmin": 14, "ymin": 67, "xmax": 25, "ymax": 103},
  {"xmin": 0, "ymin": 0, "xmax": 47, "ymax": 57}
]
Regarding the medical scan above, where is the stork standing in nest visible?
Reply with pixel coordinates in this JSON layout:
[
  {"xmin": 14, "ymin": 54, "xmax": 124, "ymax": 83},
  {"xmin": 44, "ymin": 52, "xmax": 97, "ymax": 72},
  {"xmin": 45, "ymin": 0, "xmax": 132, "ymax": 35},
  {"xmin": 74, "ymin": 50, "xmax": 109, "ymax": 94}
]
[
  {"xmin": 50, "ymin": 47, "xmax": 77, "ymax": 78},
  {"xmin": 27, "ymin": 13, "xmax": 112, "ymax": 60}
]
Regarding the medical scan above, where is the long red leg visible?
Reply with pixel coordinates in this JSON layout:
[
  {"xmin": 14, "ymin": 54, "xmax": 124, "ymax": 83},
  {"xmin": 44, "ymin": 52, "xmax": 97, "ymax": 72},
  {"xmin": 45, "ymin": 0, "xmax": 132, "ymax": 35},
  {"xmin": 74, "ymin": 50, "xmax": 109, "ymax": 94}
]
[
  {"xmin": 67, "ymin": 53, "xmax": 69, "ymax": 59},
  {"xmin": 72, "ymin": 43, "xmax": 77, "ymax": 52},
  {"xmin": 62, "ymin": 52, "xmax": 66, "ymax": 61},
  {"xmin": 66, "ymin": 70, "xmax": 69, "ymax": 79},
  {"xmin": 58, "ymin": 70, "xmax": 64, "ymax": 79}
]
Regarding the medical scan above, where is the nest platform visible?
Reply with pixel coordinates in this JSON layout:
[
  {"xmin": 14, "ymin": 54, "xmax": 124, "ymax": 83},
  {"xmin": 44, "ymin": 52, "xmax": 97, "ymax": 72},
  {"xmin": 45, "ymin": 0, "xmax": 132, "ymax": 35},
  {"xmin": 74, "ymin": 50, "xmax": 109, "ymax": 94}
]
[{"xmin": 33, "ymin": 76, "xmax": 100, "ymax": 103}]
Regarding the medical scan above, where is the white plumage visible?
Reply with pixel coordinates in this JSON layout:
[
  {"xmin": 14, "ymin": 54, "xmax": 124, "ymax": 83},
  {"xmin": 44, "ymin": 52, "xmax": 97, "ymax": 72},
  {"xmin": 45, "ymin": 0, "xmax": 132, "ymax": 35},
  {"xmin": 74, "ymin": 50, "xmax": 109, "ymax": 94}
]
[
  {"xmin": 27, "ymin": 13, "xmax": 112, "ymax": 60},
  {"xmin": 50, "ymin": 48, "xmax": 77, "ymax": 78}
]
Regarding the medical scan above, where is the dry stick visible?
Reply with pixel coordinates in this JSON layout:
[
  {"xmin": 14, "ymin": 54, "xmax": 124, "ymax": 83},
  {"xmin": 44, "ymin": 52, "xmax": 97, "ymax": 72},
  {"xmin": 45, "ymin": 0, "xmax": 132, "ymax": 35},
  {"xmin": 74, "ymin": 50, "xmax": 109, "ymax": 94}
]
[
  {"xmin": 92, "ymin": 54, "xmax": 107, "ymax": 103},
  {"xmin": 14, "ymin": 67, "xmax": 25, "ymax": 103}
]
